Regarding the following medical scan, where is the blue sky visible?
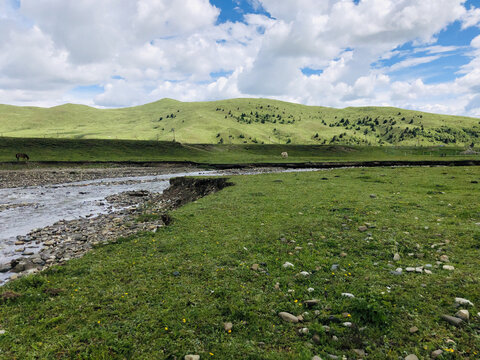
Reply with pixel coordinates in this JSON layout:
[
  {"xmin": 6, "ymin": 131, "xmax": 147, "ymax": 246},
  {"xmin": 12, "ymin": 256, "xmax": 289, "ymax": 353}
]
[{"xmin": 1, "ymin": 0, "xmax": 480, "ymax": 116}]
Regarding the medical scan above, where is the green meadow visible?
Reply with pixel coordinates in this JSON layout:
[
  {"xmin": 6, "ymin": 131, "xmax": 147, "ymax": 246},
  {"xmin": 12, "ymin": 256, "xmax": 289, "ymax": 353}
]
[
  {"xmin": 1, "ymin": 167, "xmax": 479, "ymax": 359},
  {"xmin": 1, "ymin": 98, "xmax": 479, "ymax": 146},
  {"xmin": 1, "ymin": 137, "xmax": 479, "ymax": 164}
]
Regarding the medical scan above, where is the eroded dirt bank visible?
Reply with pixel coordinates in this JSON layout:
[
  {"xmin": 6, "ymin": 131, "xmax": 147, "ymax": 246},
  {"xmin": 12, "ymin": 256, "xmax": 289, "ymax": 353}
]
[{"xmin": 1, "ymin": 177, "xmax": 233, "ymax": 283}]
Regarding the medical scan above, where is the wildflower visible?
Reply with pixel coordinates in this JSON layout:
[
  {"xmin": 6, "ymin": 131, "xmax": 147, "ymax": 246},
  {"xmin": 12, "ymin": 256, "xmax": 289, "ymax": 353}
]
[
  {"xmin": 182, "ymin": 318, "xmax": 186, "ymax": 323},
  {"xmin": 97, "ymin": 320, "xmax": 101, "ymax": 324},
  {"xmin": 209, "ymin": 352, "xmax": 214, "ymax": 356},
  {"xmin": 228, "ymin": 330, "xmax": 232, "ymax": 333},
  {"xmin": 164, "ymin": 327, "xmax": 168, "ymax": 331},
  {"xmin": 294, "ymin": 299, "xmax": 298, "ymax": 303}
]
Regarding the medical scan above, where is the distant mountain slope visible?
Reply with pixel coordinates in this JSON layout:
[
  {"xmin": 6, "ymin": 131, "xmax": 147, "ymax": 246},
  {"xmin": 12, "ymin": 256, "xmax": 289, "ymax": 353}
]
[{"xmin": 0, "ymin": 98, "xmax": 479, "ymax": 145}]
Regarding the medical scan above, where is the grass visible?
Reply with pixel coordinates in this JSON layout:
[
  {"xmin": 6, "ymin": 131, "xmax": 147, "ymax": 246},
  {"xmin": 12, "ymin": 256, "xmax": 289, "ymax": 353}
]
[
  {"xmin": 1, "ymin": 137, "xmax": 479, "ymax": 164},
  {"xmin": 1, "ymin": 166, "xmax": 479, "ymax": 359},
  {"xmin": 1, "ymin": 98, "xmax": 479, "ymax": 145}
]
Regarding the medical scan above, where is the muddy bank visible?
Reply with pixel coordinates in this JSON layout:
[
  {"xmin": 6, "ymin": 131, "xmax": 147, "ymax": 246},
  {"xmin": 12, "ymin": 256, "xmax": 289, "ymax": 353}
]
[
  {"xmin": 0, "ymin": 177, "xmax": 232, "ymax": 283},
  {"xmin": 0, "ymin": 164, "xmax": 200, "ymax": 189}
]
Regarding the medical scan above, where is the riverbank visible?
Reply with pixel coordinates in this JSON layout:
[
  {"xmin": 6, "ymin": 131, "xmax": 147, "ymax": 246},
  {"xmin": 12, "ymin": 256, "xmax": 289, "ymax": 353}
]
[{"xmin": 1, "ymin": 177, "xmax": 232, "ymax": 283}]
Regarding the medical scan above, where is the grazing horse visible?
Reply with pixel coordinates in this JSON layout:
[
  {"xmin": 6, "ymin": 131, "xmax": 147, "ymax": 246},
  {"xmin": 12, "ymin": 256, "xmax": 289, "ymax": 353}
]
[
  {"xmin": 281, "ymin": 152, "xmax": 288, "ymax": 159},
  {"xmin": 15, "ymin": 153, "xmax": 29, "ymax": 162}
]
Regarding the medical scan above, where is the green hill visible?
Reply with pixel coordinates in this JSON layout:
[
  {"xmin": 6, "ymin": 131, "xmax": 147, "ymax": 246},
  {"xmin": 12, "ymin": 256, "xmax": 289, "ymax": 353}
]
[{"xmin": 0, "ymin": 98, "xmax": 479, "ymax": 145}]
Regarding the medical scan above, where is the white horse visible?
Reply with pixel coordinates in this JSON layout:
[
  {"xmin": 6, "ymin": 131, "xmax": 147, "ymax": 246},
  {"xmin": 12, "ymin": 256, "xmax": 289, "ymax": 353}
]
[{"xmin": 281, "ymin": 152, "xmax": 288, "ymax": 159}]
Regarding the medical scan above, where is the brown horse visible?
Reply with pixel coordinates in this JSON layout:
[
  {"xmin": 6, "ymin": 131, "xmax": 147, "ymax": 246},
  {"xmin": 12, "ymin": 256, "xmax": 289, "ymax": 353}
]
[{"xmin": 15, "ymin": 153, "xmax": 29, "ymax": 162}]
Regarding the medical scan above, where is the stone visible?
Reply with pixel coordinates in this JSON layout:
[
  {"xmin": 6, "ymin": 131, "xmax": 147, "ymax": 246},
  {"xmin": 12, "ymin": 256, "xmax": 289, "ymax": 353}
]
[
  {"xmin": 0, "ymin": 263, "xmax": 11, "ymax": 273},
  {"xmin": 455, "ymin": 309, "xmax": 469, "ymax": 321},
  {"xmin": 341, "ymin": 292, "xmax": 355, "ymax": 298},
  {"xmin": 331, "ymin": 264, "xmax": 339, "ymax": 271},
  {"xmin": 274, "ymin": 282, "xmax": 280, "ymax": 290},
  {"xmin": 406, "ymin": 267, "xmax": 415, "ymax": 272},
  {"xmin": 297, "ymin": 315, "xmax": 304, "ymax": 322},
  {"xmin": 298, "ymin": 327, "xmax": 309, "ymax": 335},
  {"xmin": 431, "ymin": 350, "xmax": 443, "ymax": 359},
  {"xmin": 358, "ymin": 226, "xmax": 368, "ymax": 232},
  {"xmin": 441, "ymin": 314, "xmax": 463, "ymax": 327},
  {"xmin": 307, "ymin": 287, "xmax": 315, "ymax": 292},
  {"xmin": 370, "ymin": 194, "xmax": 377, "ymax": 198},
  {"xmin": 0, "ymin": 330, "xmax": 5, "ymax": 335},
  {"xmin": 342, "ymin": 322, "xmax": 353, "ymax": 327},
  {"xmin": 224, "ymin": 322, "xmax": 233, "ymax": 331},
  {"xmin": 424, "ymin": 270, "xmax": 432, "ymax": 275},
  {"xmin": 299, "ymin": 271, "xmax": 310, "ymax": 276},
  {"xmin": 439, "ymin": 255, "xmax": 449, "ymax": 262},
  {"xmin": 353, "ymin": 349, "xmax": 366, "ymax": 357},
  {"xmin": 393, "ymin": 253, "xmax": 400, "ymax": 261},
  {"xmin": 332, "ymin": 335, "xmax": 338, "ymax": 341},
  {"xmin": 251, "ymin": 264, "xmax": 259, "ymax": 271},
  {"xmin": 340, "ymin": 252, "xmax": 347, "ymax": 257},
  {"xmin": 405, "ymin": 355, "xmax": 418, "ymax": 360},
  {"xmin": 278, "ymin": 312, "xmax": 299, "ymax": 323},
  {"xmin": 312, "ymin": 334, "xmax": 321, "ymax": 344},
  {"xmin": 304, "ymin": 299, "xmax": 320, "ymax": 308},
  {"xmin": 455, "ymin": 297, "xmax": 474, "ymax": 306},
  {"xmin": 185, "ymin": 355, "xmax": 200, "ymax": 360},
  {"xmin": 409, "ymin": 326, "xmax": 418, "ymax": 333},
  {"xmin": 312, "ymin": 356, "xmax": 323, "ymax": 360},
  {"xmin": 283, "ymin": 262, "xmax": 294, "ymax": 268},
  {"xmin": 415, "ymin": 267, "xmax": 423, "ymax": 273},
  {"xmin": 442, "ymin": 265, "xmax": 454, "ymax": 271}
]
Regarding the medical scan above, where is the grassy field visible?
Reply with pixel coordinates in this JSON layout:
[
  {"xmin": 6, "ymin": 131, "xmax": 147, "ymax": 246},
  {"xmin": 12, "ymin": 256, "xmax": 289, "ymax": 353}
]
[
  {"xmin": 1, "ymin": 137, "xmax": 479, "ymax": 164},
  {"xmin": 1, "ymin": 166, "xmax": 479, "ymax": 359},
  {"xmin": 1, "ymin": 98, "xmax": 479, "ymax": 146}
]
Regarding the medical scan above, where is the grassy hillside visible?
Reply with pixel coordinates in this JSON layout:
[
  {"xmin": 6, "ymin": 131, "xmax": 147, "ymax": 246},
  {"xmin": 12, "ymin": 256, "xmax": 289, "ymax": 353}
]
[
  {"xmin": 0, "ymin": 98, "xmax": 479, "ymax": 145},
  {"xmin": 1, "ymin": 167, "xmax": 479, "ymax": 358},
  {"xmin": 1, "ymin": 137, "xmax": 479, "ymax": 164}
]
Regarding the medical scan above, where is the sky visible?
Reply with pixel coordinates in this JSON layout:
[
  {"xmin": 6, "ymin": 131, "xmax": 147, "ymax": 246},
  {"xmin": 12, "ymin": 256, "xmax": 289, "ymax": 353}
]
[{"xmin": 1, "ymin": 0, "xmax": 480, "ymax": 116}]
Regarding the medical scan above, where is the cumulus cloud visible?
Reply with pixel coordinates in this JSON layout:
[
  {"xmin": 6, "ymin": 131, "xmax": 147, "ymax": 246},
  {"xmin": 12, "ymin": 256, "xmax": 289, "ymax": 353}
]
[{"xmin": 0, "ymin": 0, "xmax": 479, "ymax": 116}]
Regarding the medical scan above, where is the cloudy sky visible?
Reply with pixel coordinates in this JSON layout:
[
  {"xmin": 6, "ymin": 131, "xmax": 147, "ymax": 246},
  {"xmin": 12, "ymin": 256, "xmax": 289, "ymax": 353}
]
[{"xmin": 1, "ymin": 0, "xmax": 480, "ymax": 116}]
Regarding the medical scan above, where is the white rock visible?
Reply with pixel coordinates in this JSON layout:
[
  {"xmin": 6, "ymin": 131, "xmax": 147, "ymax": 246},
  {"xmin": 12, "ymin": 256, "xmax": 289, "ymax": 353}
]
[
  {"xmin": 424, "ymin": 270, "xmax": 432, "ymax": 275},
  {"xmin": 455, "ymin": 309, "xmax": 469, "ymax": 321},
  {"xmin": 415, "ymin": 267, "xmax": 423, "ymax": 273},
  {"xmin": 455, "ymin": 297, "xmax": 474, "ymax": 306},
  {"xmin": 283, "ymin": 262, "xmax": 294, "ymax": 268},
  {"xmin": 442, "ymin": 265, "xmax": 455, "ymax": 271},
  {"xmin": 393, "ymin": 253, "xmax": 400, "ymax": 261},
  {"xmin": 439, "ymin": 255, "xmax": 449, "ymax": 262},
  {"xmin": 307, "ymin": 287, "xmax": 315, "ymax": 292},
  {"xmin": 0, "ymin": 330, "xmax": 5, "ymax": 335},
  {"xmin": 406, "ymin": 267, "xmax": 415, "ymax": 272},
  {"xmin": 395, "ymin": 268, "xmax": 403, "ymax": 273},
  {"xmin": 278, "ymin": 312, "xmax": 299, "ymax": 323},
  {"xmin": 299, "ymin": 271, "xmax": 310, "ymax": 276},
  {"xmin": 341, "ymin": 293, "xmax": 355, "ymax": 298},
  {"xmin": 405, "ymin": 355, "xmax": 418, "ymax": 360},
  {"xmin": 185, "ymin": 355, "xmax": 200, "ymax": 360},
  {"xmin": 342, "ymin": 322, "xmax": 353, "ymax": 327},
  {"xmin": 312, "ymin": 356, "xmax": 323, "ymax": 360}
]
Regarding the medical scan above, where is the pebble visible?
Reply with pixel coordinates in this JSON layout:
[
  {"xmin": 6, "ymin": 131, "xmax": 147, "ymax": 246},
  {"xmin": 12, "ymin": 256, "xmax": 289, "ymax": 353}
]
[
  {"xmin": 312, "ymin": 356, "xmax": 323, "ymax": 360},
  {"xmin": 304, "ymin": 299, "xmax": 321, "ymax": 307},
  {"xmin": 455, "ymin": 309, "xmax": 469, "ymax": 321},
  {"xmin": 439, "ymin": 255, "xmax": 449, "ymax": 262},
  {"xmin": 185, "ymin": 355, "xmax": 200, "ymax": 360},
  {"xmin": 307, "ymin": 287, "xmax": 314, "ymax": 292},
  {"xmin": 431, "ymin": 349, "xmax": 443, "ymax": 359},
  {"xmin": 278, "ymin": 312, "xmax": 299, "ymax": 323},
  {"xmin": 424, "ymin": 269, "xmax": 432, "ymax": 274},
  {"xmin": 0, "ymin": 330, "xmax": 5, "ymax": 335},
  {"xmin": 340, "ymin": 252, "xmax": 347, "ymax": 257},
  {"xmin": 331, "ymin": 264, "xmax": 339, "ymax": 271},
  {"xmin": 404, "ymin": 355, "xmax": 418, "ymax": 360},
  {"xmin": 283, "ymin": 262, "xmax": 294, "ymax": 268},
  {"xmin": 299, "ymin": 271, "xmax": 310, "ymax": 276},
  {"xmin": 442, "ymin": 265, "xmax": 454, "ymax": 271},
  {"xmin": 409, "ymin": 326, "xmax": 418, "ymax": 333},
  {"xmin": 341, "ymin": 293, "xmax": 355, "ymax": 298},
  {"xmin": 406, "ymin": 267, "xmax": 415, "ymax": 272},
  {"xmin": 370, "ymin": 194, "xmax": 377, "ymax": 198},
  {"xmin": 251, "ymin": 264, "xmax": 259, "ymax": 271},
  {"xmin": 312, "ymin": 334, "xmax": 321, "ymax": 344},
  {"xmin": 415, "ymin": 267, "xmax": 423, "ymax": 273},
  {"xmin": 358, "ymin": 226, "xmax": 368, "ymax": 232},
  {"xmin": 441, "ymin": 314, "xmax": 463, "ymax": 327},
  {"xmin": 342, "ymin": 322, "xmax": 353, "ymax": 327},
  {"xmin": 274, "ymin": 282, "xmax": 280, "ymax": 290},
  {"xmin": 455, "ymin": 297, "xmax": 474, "ymax": 306},
  {"xmin": 223, "ymin": 322, "xmax": 233, "ymax": 331},
  {"xmin": 353, "ymin": 349, "xmax": 366, "ymax": 357},
  {"xmin": 393, "ymin": 253, "xmax": 400, "ymax": 261},
  {"xmin": 298, "ymin": 327, "xmax": 309, "ymax": 335}
]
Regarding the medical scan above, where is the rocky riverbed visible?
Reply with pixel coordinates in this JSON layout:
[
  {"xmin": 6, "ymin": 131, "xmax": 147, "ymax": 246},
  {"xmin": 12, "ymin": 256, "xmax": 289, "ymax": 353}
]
[{"xmin": 1, "ymin": 177, "xmax": 232, "ymax": 283}]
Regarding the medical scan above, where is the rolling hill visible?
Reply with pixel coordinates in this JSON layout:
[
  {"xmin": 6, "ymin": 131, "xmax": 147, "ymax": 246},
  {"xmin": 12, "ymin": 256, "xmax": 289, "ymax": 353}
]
[{"xmin": 0, "ymin": 98, "xmax": 479, "ymax": 145}]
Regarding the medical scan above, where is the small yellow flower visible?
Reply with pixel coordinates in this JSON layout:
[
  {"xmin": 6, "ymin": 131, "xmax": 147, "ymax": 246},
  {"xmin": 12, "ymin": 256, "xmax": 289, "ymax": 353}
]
[
  {"xmin": 97, "ymin": 320, "xmax": 101, "ymax": 324},
  {"xmin": 228, "ymin": 330, "xmax": 232, "ymax": 333},
  {"xmin": 332, "ymin": 272, "xmax": 335, "ymax": 275},
  {"xmin": 294, "ymin": 299, "xmax": 298, "ymax": 303},
  {"xmin": 209, "ymin": 352, "xmax": 214, "ymax": 356},
  {"xmin": 164, "ymin": 327, "xmax": 168, "ymax": 331},
  {"xmin": 347, "ymin": 314, "xmax": 351, "ymax": 317},
  {"xmin": 182, "ymin": 318, "xmax": 186, "ymax": 323},
  {"xmin": 348, "ymin": 272, "xmax": 351, "ymax": 275}
]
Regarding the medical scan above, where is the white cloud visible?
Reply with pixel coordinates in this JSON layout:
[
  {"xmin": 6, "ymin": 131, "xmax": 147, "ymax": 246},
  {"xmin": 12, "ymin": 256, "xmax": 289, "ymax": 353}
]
[{"xmin": 0, "ymin": 0, "xmax": 479, "ymax": 117}]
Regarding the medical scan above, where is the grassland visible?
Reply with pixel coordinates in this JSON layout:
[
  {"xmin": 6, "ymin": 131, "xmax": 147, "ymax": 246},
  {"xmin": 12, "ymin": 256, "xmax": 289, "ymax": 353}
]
[
  {"xmin": 1, "ymin": 98, "xmax": 479, "ymax": 145},
  {"xmin": 1, "ymin": 137, "xmax": 479, "ymax": 164},
  {"xmin": 1, "ymin": 166, "xmax": 479, "ymax": 359}
]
